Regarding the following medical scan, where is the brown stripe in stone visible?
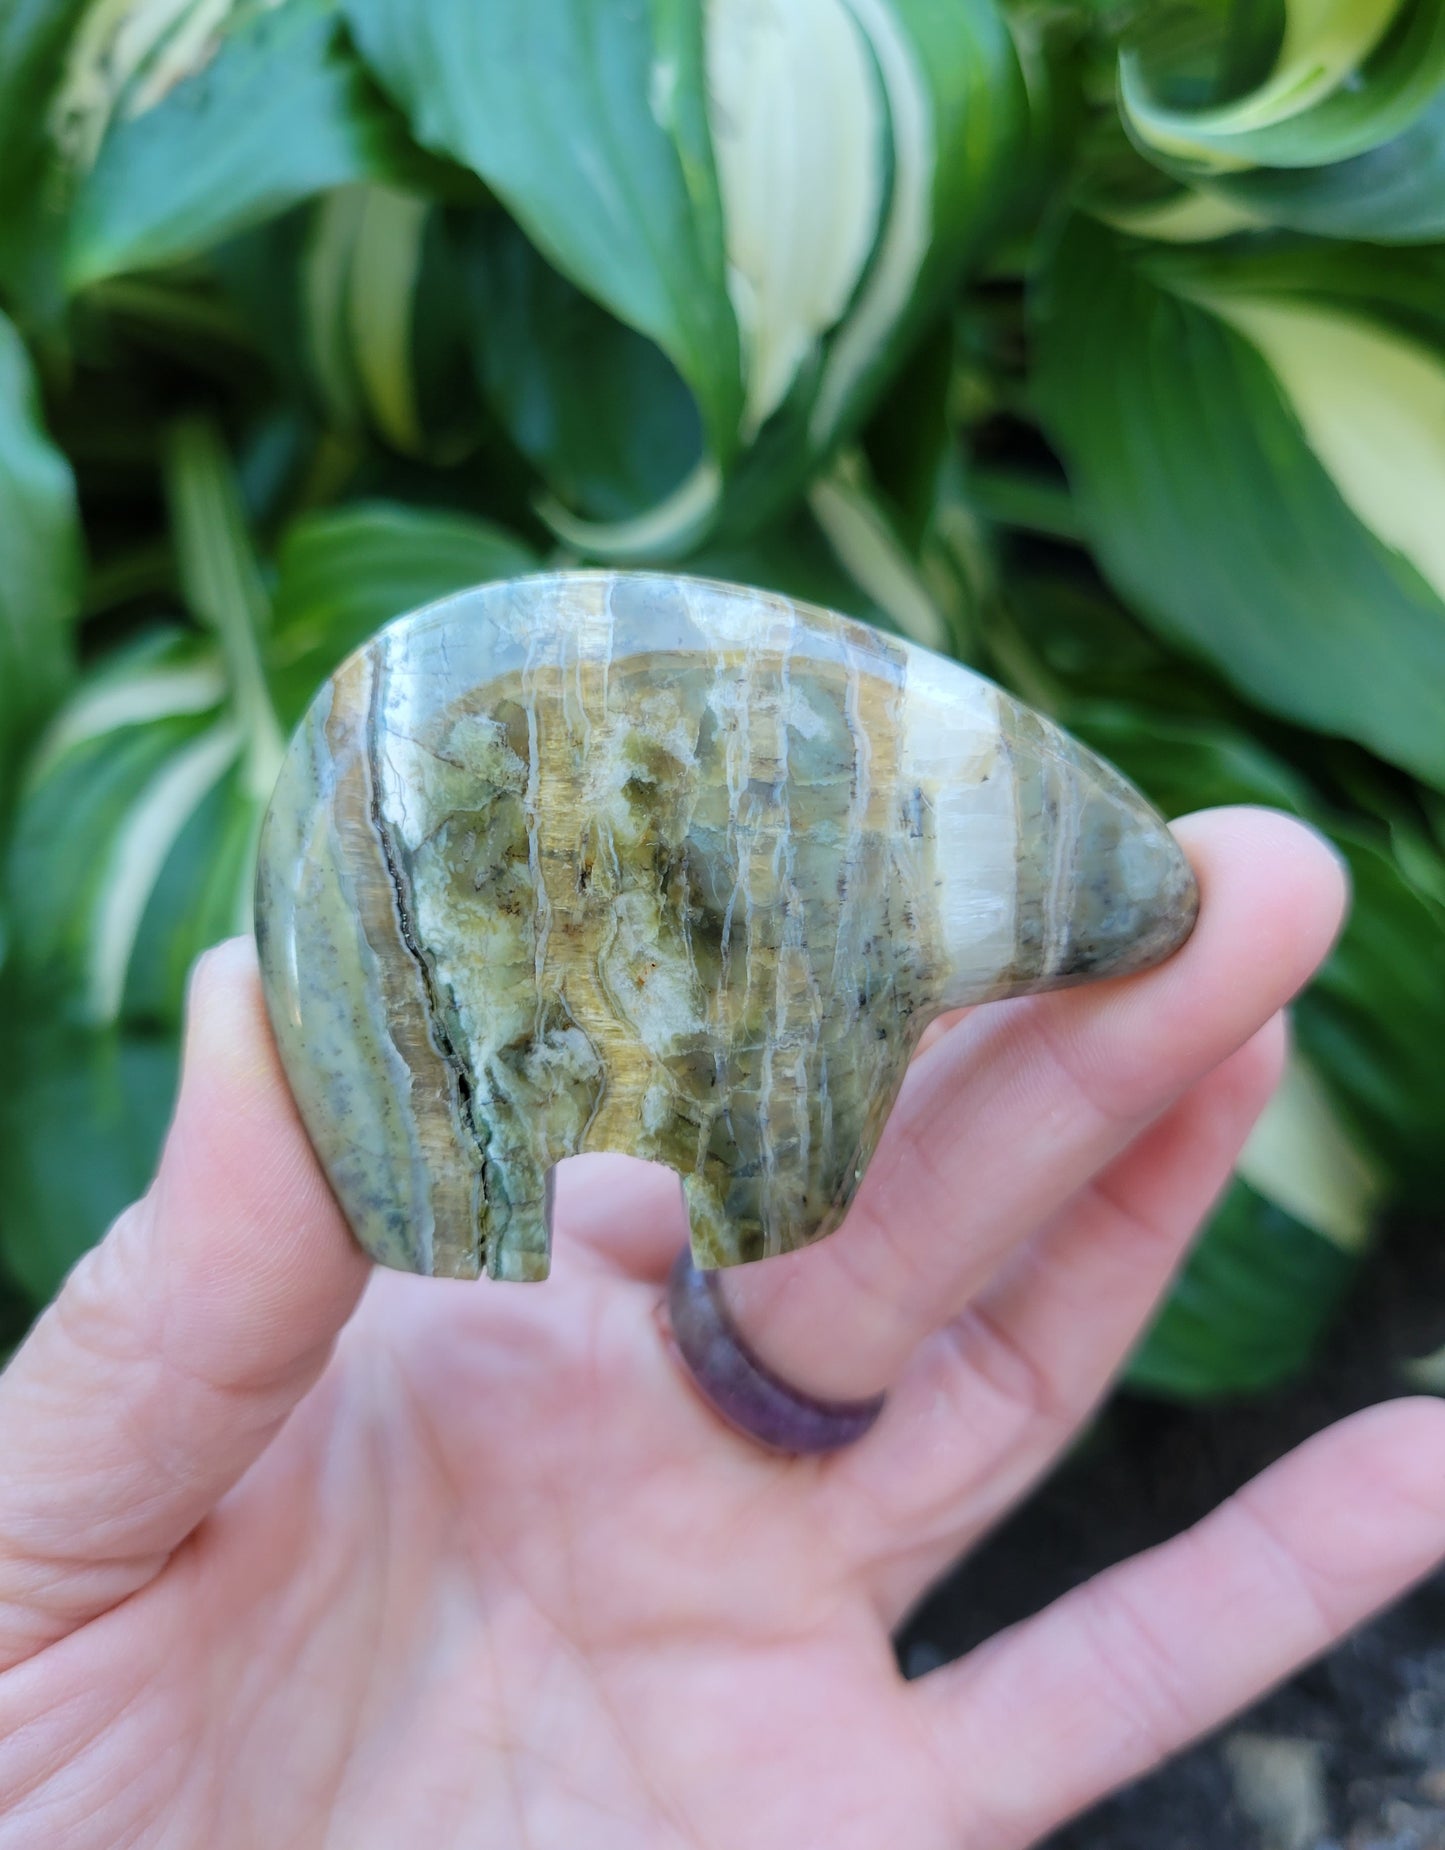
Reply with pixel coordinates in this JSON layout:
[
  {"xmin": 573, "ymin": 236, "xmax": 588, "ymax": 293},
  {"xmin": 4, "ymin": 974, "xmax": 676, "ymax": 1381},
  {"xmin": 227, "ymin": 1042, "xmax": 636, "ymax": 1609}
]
[{"xmin": 332, "ymin": 651, "xmax": 485, "ymax": 1276}]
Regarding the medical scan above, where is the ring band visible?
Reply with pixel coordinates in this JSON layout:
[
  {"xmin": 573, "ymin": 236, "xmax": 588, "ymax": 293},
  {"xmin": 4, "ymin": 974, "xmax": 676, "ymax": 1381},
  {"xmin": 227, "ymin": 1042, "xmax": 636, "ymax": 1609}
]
[{"xmin": 664, "ymin": 1251, "xmax": 886, "ymax": 1455}]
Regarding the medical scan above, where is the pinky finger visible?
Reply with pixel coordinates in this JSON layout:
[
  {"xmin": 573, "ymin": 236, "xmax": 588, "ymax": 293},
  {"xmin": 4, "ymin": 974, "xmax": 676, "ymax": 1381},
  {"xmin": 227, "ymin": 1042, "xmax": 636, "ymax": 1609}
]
[{"xmin": 911, "ymin": 1398, "xmax": 1445, "ymax": 1850}]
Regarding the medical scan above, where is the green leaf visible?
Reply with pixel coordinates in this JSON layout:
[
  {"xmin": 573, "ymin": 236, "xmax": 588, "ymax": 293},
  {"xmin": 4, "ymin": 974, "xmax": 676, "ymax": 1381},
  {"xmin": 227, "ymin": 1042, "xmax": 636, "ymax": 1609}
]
[
  {"xmin": 1209, "ymin": 86, "xmax": 1445, "ymax": 240},
  {"xmin": 1236, "ymin": 1048, "xmax": 1383, "ymax": 1251},
  {"xmin": 164, "ymin": 415, "xmax": 284, "ymax": 799},
  {"xmin": 8, "ymin": 630, "xmax": 242, "ymax": 1021},
  {"xmin": 0, "ymin": 1004, "xmax": 178, "ymax": 1304},
  {"xmin": 67, "ymin": 0, "xmax": 415, "ymax": 290},
  {"xmin": 1127, "ymin": 1175, "xmax": 1360, "ymax": 1399},
  {"xmin": 3, "ymin": 417, "xmax": 279, "ymax": 1023},
  {"xmin": 206, "ymin": 184, "xmax": 479, "ymax": 461},
  {"xmin": 300, "ymin": 184, "xmax": 479, "ymax": 457},
  {"xmin": 1100, "ymin": 76, "xmax": 1445, "ymax": 247},
  {"xmin": 682, "ymin": 506, "xmax": 895, "ymax": 632},
  {"xmin": 346, "ymin": 0, "xmax": 1025, "ymax": 554},
  {"xmin": 709, "ymin": 0, "xmax": 1029, "ymax": 546},
  {"xmin": 0, "ymin": 0, "xmax": 92, "ymax": 304},
  {"xmin": 0, "ymin": 310, "xmax": 82, "ymax": 829},
  {"xmin": 0, "ymin": 411, "xmax": 318, "ymax": 1293},
  {"xmin": 858, "ymin": 313, "xmax": 955, "ymax": 552},
  {"xmin": 1129, "ymin": 1025, "xmax": 1381, "ymax": 1404},
  {"xmin": 1120, "ymin": 0, "xmax": 1445, "ymax": 172},
  {"xmin": 709, "ymin": 0, "xmax": 883, "ymax": 441},
  {"xmin": 0, "ymin": 644, "xmax": 208, "ymax": 1300},
  {"xmin": 803, "ymin": 0, "xmax": 1026, "ymax": 438},
  {"xmin": 343, "ymin": 0, "xmax": 744, "ymax": 478},
  {"xmin": 807, "ymin": 449, "xmax": 955, "ymax": 652},
  {"xmin": 461, "ymin": 211, "xmax": 704, "ymax": 530},
  {"xmin": 0, "ymin": 477, "xmax": 539, "ymax": 1287},
  {"xmin": 1033, "ymin": 218, "xmax": 1445, "ymax": 787},
  {"xmin": 305, "ymin": 185, "xmax": 429, "ymax": 450},
  {"xmin": 267, "ymin": 500, "xmax": 538, "ymax": 726},
  {"xmin": 1107, "ymin": 5, "xmax": 1445, "ymax": 241},
  {"xmin": 1067, "ymin": 703, "xmax": 1314, "ymax": 811},
  {"xmin": 1074, "ymin": 705, "xmax": 1445, "ymax": 1195},
  {"xmin": 1296, "ymin": 824, "xmax": 1445, "ymax": 1197},
  {"xmin": 0, "ymin": 625, "xmax": 254, "ymax": 1291},
  {"xmin": 1130, "ymin": 1048, "xmax": 1379, "ymax": 1402}
]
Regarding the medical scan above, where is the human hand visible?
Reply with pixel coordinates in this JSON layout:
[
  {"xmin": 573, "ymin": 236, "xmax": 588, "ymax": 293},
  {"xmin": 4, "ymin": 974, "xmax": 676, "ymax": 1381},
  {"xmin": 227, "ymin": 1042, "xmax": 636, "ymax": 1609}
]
[{"xmin": 2, "ymin": 808, "xmax": 1442, "ymax": 1850}]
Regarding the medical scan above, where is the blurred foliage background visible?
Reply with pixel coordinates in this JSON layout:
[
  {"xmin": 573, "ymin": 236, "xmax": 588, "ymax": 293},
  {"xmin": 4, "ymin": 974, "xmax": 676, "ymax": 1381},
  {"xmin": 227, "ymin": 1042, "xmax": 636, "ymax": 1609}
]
[{"xmin": 1, "ymin": 0, "xmax": 1442, "ymax": 1398}]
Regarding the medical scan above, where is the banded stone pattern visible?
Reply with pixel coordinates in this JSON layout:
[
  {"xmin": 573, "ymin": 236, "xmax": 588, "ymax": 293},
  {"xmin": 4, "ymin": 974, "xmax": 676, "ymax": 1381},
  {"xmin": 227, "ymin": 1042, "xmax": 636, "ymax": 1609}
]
[{"xmin": 255, "ymin": 573, "xmax": 1197, "ymax": 1279}]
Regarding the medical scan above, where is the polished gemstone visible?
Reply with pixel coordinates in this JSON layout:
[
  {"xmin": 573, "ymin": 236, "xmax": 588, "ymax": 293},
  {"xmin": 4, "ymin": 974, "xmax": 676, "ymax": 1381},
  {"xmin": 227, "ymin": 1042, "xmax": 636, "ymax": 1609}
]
[{"xmin": 255, "ymin": 573, "xmax": 1198, "ymax": 1279}]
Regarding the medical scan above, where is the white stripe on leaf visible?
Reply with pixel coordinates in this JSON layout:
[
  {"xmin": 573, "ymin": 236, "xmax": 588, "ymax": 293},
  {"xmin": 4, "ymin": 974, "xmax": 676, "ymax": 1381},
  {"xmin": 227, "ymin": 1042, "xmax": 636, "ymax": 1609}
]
[
  {"xmin": 164, "ymin": 419, "xmax": 285, "ymax": 799},
  {"xmin": 1237, "ymin": 1054, "xmax": 1382, "ymax": 1252},
  {"xmin": 1096, "ymin": 190, "xmax": 1269, "ymax": 244},
  {"xmin": 706, "ymin": 0, "xmax": 883, "ymax": 438},
  {"xmin": 540, "ymin": 457, "xmax": 723, "ymax": 563},
  {"xmin": 305, "ymin": 188, "xmax": 369, "ymax": 432},
  {"xmin": 810, "ymin": 0, "xmax": 933, "ymax": 445},
  {"xmin": 29, "ymin": 655, "xmax": 227, "ymax": 785},
  {"xmin": 810, "ymin": 452, "xmax": 949, "ymax": 651},
  {"xmin": 51, "ymin": 0, "xmax": 285, "ymax": 172},
  {"xmin": 86, "ymin": 718, "xmax": 242, "ymax": 1025},
  {"xmin": 349, "ymin": 187, "xmax": 430, "ymax": 454},
  {"xmin": 1208, "ymin": 292, "xmax": 1445, "ymax": 607},
  {"xmin": 1121, "ymin": 0, "xmax": 1402, "ymax": 170}
]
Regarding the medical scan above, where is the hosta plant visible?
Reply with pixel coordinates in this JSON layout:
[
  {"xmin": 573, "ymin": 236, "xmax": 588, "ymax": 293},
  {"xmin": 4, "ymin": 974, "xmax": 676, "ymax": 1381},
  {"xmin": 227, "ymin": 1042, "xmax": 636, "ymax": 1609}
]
[{"xmin": 1, "ymin": 0, "xmax": 1443, "ymax": 1397}]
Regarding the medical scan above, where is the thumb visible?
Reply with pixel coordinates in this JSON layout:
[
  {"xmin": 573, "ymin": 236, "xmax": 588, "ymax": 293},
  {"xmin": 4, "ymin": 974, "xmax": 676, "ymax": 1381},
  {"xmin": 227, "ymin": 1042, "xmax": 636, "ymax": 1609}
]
[{"xmin": 0, "ymin": 937, "xmax": 368, "ymax": 1671}]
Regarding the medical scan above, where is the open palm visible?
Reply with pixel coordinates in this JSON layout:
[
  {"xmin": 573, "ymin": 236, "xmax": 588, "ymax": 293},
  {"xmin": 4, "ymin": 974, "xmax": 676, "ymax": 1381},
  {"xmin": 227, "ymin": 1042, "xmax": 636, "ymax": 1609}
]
[{"xmin": 2, "ymin": 809, "xmax": 1443, "ymax": 1850}]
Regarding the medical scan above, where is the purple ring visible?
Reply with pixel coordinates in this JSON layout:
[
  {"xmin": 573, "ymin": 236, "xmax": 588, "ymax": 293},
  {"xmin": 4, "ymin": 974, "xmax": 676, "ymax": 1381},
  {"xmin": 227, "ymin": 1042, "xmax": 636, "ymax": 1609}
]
[{"xmin": 664, "ymin": 1250, "xmax": 886, "ymax": 1455}]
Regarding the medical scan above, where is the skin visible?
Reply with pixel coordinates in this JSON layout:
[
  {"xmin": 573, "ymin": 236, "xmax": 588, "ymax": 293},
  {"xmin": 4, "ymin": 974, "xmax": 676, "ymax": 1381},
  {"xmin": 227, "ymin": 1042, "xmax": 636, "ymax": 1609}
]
[{"xmin": 1, "ymin": 806, "xmax": 1443, "ymax": 1849}]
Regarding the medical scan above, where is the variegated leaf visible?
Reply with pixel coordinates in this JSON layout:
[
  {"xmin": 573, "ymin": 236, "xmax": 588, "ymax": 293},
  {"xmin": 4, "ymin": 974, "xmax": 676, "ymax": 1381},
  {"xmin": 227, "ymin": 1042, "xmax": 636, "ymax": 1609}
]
[
  {"xmin": 1113, "ymin": 0, "xmax": 1445, "ymax": 242},
  {"xmin": 0, "ymin": 312, "xmax": 83, "ymax": 841},
  {"xmin": 1120, "ymin": 0, "xmax": 1442, "ymax": 172},
  {"xmin": 0, "ymin": 627, "xmax": 247, "ymax": 1299},
  {"xmin": 1034, "ymin": 219, "xmax": 1445, "ymax": 787},
  {"xmin": 67, "ymin": 0, "xmax": 417, "ymax": 289},
  {"xmin": 343, "ymin": 0, "xmax": 743, "ymax": 539},
  {"xmin": 346, "ymin": 0, "xmax": 1024, "ymax": 555},
  {"xmin": 1128, "ymin": 1052, "xmax": 1381, "ymax": 1399},
  {"xmin": 9, "ymin": 629, "xmax": 243, "ymax": 1026},
  {"xmin": 269, "ymin": 500, "xmax": 539, "ymax": 725}
]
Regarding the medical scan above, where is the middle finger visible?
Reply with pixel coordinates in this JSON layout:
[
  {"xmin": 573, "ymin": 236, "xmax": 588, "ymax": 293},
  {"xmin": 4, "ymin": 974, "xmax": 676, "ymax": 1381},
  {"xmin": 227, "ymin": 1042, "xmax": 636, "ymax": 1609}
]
[{"xmin": 714, "ymin": 807, "xmax": 1345, "ymax": 1406}]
